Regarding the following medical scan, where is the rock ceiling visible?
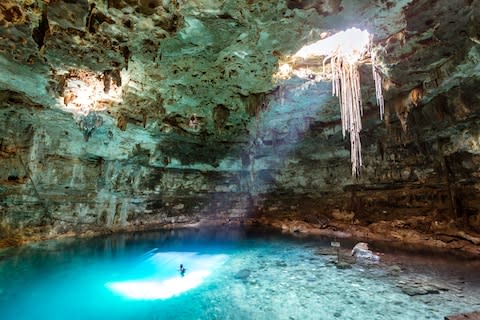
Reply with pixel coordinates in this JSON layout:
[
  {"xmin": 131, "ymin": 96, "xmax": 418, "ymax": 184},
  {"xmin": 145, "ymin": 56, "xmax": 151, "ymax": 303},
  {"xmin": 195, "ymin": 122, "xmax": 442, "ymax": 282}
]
[
  {"xmin": 1, "ymin": 0, "xmax": 478, "ymax": 162},
  {"xmin": 2, "ymin": 0, "xmax": 287, "ymax": 148},
  {"xmin": 1, "ymin": 0, "xmax": 480, "ymax": 247}
]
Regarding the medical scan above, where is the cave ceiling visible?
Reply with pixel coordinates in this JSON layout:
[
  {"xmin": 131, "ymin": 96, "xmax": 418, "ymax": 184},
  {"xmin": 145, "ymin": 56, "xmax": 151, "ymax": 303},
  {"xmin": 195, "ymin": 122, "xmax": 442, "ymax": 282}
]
[
  {"xmin": 0, "ymin": 0, "xmax": 479, "ymax": 167},
  {"xmin": 3, "ymin": 0, "xmax": 480, "ymax": 252}
]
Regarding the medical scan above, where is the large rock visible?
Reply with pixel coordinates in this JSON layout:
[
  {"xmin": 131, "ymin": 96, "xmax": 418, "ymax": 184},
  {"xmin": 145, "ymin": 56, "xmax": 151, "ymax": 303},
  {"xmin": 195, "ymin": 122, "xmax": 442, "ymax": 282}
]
[{"xmin": 351, "ymin": 242, "xmax": 380, "ymax": 262}]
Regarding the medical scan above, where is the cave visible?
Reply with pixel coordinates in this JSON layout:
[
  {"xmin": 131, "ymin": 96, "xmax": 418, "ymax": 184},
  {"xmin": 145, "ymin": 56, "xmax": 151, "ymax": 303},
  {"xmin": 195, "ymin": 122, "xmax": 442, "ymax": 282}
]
[{"xmin": 0, "ymin": 1, "xmax": 480, "ymax": 319}]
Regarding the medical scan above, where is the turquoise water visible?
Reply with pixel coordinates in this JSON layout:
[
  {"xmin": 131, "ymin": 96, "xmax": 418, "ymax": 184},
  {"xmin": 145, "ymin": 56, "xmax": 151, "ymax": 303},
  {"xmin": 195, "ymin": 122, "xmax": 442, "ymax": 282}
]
[{"xmin": 0, "ymin": 228, "xmax": 479, "ymax": 320}]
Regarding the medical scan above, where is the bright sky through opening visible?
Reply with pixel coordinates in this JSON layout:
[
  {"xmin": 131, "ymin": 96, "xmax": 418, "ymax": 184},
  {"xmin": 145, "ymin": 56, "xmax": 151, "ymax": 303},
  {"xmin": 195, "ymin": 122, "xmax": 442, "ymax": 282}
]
[{"xmin": 294, "ymin": 28, "xmax": 371, "ymax": 63}]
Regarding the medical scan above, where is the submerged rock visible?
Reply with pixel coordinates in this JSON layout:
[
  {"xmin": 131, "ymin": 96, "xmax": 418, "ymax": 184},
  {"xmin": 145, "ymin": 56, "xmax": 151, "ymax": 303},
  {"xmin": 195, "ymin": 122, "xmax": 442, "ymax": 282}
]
[
  {"xmin": 275, "ymin": 260, "xmax": 288, "ymax": 267},
  {"xmin": 334, "ymin": 261, "xmax": 353, "ymax": 269},
  {"xmin": 396, "ymin": 275, "xmax": 455, "ymax": 296},
  {"xmin": 398, "ymin": 283, "xmax": 441, "ymax": 296},
  {"xmin": 234, "ymin": 269, "xmax": 251, "ymax": 280}
]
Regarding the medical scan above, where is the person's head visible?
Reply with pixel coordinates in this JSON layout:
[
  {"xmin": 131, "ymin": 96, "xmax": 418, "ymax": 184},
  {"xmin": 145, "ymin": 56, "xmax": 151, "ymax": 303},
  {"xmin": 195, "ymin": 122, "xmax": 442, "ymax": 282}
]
[{"xmin": 180, "ymin": 264, "xmax": 183, "ymax": 268}]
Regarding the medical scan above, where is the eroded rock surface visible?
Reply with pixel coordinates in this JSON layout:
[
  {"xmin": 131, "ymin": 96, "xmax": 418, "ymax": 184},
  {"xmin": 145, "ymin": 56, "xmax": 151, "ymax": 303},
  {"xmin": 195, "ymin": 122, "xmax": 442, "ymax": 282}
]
[{"xmin": 0, "ymin": 0, "xmax": 480, "ymax": 254}]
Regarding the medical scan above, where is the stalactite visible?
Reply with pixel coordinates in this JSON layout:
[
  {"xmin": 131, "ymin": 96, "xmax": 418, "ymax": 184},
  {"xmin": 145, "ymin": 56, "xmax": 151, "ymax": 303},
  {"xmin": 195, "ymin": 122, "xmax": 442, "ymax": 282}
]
[
  {"xmin": 327, "ymin": 47, "xmax": 385, "ymax": 176},
  {"xmin": 293, "ymin": 29, "xmax": 385, "ymax": 176},
  {"xmin": 371, "ymin": 50, "xmax": 385, "ymax": 120},
  {"xmin": 331, "ymin": 56, "xmax": 363, "ymax": 176}
]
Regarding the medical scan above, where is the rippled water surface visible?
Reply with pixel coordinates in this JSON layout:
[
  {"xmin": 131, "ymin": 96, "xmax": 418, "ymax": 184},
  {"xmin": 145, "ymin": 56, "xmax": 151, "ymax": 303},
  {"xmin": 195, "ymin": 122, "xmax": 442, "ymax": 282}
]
[{"xmin": 0, "ymin": 228, "xmax": 479, "ymax": 320}]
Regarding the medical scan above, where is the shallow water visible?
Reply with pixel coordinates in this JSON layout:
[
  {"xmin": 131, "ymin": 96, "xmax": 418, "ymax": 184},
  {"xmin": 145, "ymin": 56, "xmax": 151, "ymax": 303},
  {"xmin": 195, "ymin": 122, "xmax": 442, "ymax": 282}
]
[{"xmin": 0, "ymin": 227, "xmax": 479, "ymax": 320}]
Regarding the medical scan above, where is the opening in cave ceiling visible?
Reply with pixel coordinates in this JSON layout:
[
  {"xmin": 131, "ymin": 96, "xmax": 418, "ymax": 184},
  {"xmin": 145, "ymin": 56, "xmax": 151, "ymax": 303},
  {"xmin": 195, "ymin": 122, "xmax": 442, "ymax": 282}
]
[{"xmin": 280, "ymin": 28, "xmax": 385, "ymax": 177}]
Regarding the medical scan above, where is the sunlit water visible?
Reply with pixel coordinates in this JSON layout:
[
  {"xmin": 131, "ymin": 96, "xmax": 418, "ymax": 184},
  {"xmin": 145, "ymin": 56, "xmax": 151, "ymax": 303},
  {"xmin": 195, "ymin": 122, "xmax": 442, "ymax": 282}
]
[{"xmin": 0, "ymin": 227, "xmax": 479, "ymax": 320}]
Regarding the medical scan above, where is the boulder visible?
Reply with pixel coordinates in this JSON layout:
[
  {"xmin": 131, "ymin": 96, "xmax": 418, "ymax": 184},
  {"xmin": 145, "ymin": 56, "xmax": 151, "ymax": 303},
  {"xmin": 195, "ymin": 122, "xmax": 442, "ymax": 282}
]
[{"xmin": 351, "ymin": 242, "xmax": 380, "ymax": 262}]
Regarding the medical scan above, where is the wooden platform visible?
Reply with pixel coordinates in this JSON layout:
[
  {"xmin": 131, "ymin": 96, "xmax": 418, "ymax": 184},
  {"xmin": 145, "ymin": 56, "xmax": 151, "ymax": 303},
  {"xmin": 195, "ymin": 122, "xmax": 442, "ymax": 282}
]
[{"xmin": 445, "ymin": 311, "xmax": 480, "ymax": 320}]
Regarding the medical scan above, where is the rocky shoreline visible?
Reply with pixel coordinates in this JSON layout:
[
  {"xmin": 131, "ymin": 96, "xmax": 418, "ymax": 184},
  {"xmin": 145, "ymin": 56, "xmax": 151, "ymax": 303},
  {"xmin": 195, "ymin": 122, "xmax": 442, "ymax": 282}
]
[
  {"xmin": 250, "ymin": 216, "xmax": 480, "ymax": 257},
  {"xmin": 1, "ymin": 215, "xmax": 479, "ymax": 258}
]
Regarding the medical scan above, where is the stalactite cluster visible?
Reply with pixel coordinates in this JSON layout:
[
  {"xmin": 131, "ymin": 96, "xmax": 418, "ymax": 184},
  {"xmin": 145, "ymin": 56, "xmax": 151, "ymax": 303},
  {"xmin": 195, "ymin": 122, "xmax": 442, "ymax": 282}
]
[
  {"xmin": 327, "ymin": 45, "xmax": 385, "ymax": 177},
  {"xmin": 331, "ymin": 56, "xmax": 363, "ymax": 176}
]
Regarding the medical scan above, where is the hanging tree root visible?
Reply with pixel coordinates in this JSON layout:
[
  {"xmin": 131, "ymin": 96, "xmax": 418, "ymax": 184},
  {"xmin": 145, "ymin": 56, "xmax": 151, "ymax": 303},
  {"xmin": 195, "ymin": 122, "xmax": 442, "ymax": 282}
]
[{"xmin": 17, "ymin": 154, "xmax": 52, "ymax": 223}]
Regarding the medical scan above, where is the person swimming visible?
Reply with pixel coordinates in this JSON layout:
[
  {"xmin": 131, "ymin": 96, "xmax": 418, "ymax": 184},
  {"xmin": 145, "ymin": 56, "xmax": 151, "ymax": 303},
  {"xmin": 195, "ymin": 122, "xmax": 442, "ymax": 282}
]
[{"xmin": 179, "ymin": 264, "xmax": 186, "ymax": 277}]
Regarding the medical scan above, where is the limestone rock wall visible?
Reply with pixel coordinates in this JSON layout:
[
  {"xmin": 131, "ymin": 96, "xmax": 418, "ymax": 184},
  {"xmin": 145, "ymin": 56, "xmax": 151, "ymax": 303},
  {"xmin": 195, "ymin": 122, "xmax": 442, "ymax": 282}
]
[
  {"xmin": 4, "ymin": 73, "xmax": 480, "ymax": 247},
  {"xmin": 255, "ymin": 79, "xmax": 480, "ymax": 243},
  {"xmin": 1, "ymin": 0, "xmax": 480, "ymax": 250},
  {"xmin": 0, "ymin": 104, "xmax": 257, "ymax": 243}
]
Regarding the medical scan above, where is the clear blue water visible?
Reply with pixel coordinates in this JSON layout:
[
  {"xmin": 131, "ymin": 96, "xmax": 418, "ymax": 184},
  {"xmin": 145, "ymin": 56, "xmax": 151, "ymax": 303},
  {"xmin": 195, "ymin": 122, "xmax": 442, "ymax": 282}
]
[{"xmin": 0, "ymin": 228, "xmax": 479, "ymax": 320}]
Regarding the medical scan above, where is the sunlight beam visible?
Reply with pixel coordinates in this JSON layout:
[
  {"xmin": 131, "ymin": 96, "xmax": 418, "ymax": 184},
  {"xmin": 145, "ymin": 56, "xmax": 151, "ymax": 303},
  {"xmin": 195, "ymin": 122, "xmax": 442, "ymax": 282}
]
[{"xmin": 106, "ymin": 252, "xmax": 228, "ymax": 300}]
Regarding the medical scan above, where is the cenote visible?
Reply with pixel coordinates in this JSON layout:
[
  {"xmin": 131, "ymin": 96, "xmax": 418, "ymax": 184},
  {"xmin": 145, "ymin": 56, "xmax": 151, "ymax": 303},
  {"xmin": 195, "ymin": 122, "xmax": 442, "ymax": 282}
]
[
  {"xmin": 3, "ymin": 1, "xmax": 480, "ymax": 319},
  {"xmin": 0, "ymin": 227, "xmax": 479, "ymax": 320}
]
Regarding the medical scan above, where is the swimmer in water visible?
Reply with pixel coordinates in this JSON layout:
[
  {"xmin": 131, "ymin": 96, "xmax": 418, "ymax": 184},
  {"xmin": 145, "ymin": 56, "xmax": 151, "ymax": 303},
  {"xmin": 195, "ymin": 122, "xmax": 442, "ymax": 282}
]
[{"xmin": 179, "ymin": 264, "xmax": 186, "ymax": 277}]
